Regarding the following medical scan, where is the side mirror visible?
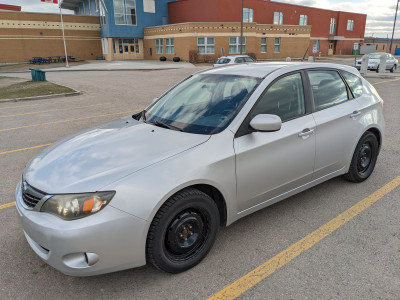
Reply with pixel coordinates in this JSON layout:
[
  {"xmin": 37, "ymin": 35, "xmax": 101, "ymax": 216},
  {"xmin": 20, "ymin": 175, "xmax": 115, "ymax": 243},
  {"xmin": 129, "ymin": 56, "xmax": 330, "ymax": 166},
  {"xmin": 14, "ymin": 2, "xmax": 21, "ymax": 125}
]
[
  {"xmin": 152, "ymin": 97, "xmax": 159, "ymax": 104},
  {"xmin": 250, "ymin": 114, "xmax": 282, "ymax": 132}
]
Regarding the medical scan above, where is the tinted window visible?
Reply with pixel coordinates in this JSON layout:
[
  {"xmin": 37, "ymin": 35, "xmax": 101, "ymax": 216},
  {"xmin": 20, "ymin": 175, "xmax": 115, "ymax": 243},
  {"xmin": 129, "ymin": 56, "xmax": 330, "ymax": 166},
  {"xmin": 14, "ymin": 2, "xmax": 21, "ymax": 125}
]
[
  {"xmin": 307, "ymin": 70, "xmax": 349, "ymax": 111},
  {"xmin": 235, "ymin": 57, "xmax": 245, "ymax": 63},
  {"xmin": 251, "ymin": 73, "xmax": 305, "ymax": 122},
  {"xmin": 342, "ymin": 71, "xmax": 363, "ymax": 98}
]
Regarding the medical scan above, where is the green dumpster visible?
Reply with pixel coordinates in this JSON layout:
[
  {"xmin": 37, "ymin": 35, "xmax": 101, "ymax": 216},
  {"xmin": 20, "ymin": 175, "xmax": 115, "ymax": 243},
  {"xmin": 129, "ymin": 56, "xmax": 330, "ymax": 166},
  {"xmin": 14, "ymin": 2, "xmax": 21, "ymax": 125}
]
[{"xmin": 29, "ymin": 69, "xmax": 46, "ymax": 82}]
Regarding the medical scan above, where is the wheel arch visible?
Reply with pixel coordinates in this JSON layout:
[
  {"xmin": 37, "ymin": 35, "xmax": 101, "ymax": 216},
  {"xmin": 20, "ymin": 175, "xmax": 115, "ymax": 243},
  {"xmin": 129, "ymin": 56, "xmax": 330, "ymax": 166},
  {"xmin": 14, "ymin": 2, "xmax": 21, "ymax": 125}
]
[{"xmin": 366, "ymin": 127, "xmax": 382, "ymax": 149}]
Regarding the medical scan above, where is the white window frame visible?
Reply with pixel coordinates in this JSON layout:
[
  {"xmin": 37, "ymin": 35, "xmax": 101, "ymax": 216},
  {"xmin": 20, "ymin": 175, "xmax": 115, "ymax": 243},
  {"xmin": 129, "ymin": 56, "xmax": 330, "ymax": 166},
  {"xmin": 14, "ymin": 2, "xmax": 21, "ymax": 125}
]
[
  {"xmin": 114, "ymin": 0, "xmax": 137, "ymax": 26},
  {"xmin": 166, "ymin": 38, "xmax": 174, "ymax": 54},
  {"xmin": 299, "ymin": 14, "xmax": 307, "ymax": 26},
  {"xmin": 155, "ymin": 39, "xmax": 163, "ymax": 54},
  {"xmin": 100, "ymin": 2, "xmax": 106, "ymax": 26},
  {"xmin": 330, "ymin": 18, "xmax": 336, "ymax": 35},
  {"xmin": 229, "ymin": 37, "xmax": 246, "ymax": 54},
  {"xmin": 347, "ymin": 19, "xmax": 354, "ymax": 31},
  {"xmin": 261, "ymin": 37, "xmax": 267, "ymax": 53},
  {"xmin": 197, "ymin": 37, "xmax": 215, "ymax": 54},
  {"xmin": 274, "ymin": 37, "xmax": 280, "ymax": 53},
  {"xmin": 243, "ymin": 8, "xmax": 254, "ymax": 23},
  {"xmin": 273, "ymin": 12, "xmax": 283, "ymax": 25}
]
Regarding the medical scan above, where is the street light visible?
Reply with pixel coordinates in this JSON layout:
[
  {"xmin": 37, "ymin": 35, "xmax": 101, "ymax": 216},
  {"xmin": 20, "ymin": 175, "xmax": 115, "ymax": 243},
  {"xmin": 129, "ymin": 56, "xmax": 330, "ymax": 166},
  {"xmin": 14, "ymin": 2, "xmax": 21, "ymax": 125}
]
[{"xmin": 389, "ymin": 0, "xmax": 399, "ymax": 53}]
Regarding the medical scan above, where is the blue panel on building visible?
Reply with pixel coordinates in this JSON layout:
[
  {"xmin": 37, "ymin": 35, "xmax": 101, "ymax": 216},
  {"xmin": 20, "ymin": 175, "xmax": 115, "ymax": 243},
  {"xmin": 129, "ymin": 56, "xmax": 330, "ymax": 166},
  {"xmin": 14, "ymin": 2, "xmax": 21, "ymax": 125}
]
[{"xmin": 68, "ymin": 0, "xmax": 175, "ymax": 39}]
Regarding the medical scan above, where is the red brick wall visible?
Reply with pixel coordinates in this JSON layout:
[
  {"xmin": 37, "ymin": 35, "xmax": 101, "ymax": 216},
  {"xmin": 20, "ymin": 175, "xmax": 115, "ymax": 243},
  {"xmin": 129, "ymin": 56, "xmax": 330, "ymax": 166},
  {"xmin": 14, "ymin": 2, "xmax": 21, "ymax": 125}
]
[{"xmin": 168, "ymin": 0, "xmax": 366, "ymax": 55}]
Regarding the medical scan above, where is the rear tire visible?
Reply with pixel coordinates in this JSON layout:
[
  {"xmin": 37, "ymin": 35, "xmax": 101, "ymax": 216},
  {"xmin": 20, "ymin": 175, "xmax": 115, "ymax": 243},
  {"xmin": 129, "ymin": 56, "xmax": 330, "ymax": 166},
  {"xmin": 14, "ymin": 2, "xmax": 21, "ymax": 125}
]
[
  {"xmin": 343, "ymin": 132, "xmax": 379, "ymax": 183},
  {"xmin": 146, "ymin": 188, "xmax": 220, "ymax": 273}
]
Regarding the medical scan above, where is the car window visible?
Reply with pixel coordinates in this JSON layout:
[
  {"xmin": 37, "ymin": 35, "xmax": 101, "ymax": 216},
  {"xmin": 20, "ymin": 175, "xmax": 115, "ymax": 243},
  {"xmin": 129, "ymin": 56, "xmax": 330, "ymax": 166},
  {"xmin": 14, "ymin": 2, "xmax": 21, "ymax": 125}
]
[
  {"xmin": 307, "ymin": 70, "xmax": 349, "ymax": 111},
  {"xmin": 251, "ymin": 73, "xmax": 305, "ymax": 122},
  {"xmin": 216, "ymin": 58, "xmax": 231, "ymax": 64},
  {"xmin": 244, "ymin": 57, "xmax": 255, "ymax": 62},
  {"xmin": 342, "ymin": 71, "xmax": 363, "ymax": 98},
  {"xmin": 146, "ymin": 74, "xmax": 260, "ymax": 134},
  {"xmin": 235, "ymin": 57, "xmax": 245, "ymax": 63}
]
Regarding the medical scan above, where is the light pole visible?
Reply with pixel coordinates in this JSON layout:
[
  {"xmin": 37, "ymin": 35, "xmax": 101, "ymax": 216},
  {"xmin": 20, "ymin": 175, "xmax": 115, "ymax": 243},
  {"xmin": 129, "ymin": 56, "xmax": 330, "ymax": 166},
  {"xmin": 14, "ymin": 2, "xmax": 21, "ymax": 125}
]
[
  {"xmin": 59, "ymin": 0, "xmax": 69, "ymax": 68},
  {"xmin": 389, "ymin": 0, "xmax": 399, "ymax": 53},
  {"xmin": 240, "ymin": 0, "xmax": 244, "ymax": 54}
]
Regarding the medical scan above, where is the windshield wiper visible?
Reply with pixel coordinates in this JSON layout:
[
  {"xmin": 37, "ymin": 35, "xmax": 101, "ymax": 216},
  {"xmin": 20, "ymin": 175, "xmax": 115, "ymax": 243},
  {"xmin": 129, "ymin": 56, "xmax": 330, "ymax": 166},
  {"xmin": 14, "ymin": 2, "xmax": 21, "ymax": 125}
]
[{"xmin": 152, "ymin": 121, "xmax": 183, "ymax": 132}]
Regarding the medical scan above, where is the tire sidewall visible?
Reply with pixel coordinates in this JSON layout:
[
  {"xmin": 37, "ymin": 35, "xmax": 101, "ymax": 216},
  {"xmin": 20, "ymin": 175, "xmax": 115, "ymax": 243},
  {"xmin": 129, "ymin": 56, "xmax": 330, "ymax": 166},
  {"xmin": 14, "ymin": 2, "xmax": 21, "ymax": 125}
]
[
  {"xmin": 147, "ymin": 190, "xmax": 219, "ymax": 273},
  {"xmin": 350, "ymin": 132, "xmax": 379, "ymax": 181}
]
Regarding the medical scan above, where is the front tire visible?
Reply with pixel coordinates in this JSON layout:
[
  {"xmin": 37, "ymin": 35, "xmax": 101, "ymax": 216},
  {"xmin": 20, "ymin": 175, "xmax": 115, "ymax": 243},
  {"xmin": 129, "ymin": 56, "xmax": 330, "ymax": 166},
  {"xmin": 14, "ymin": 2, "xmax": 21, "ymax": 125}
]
[
  {"xmin": 146, "ymin": 188, "xmax": 220, "ymax": 273},
  {"xmin": 343, "ymin": 132, "xmax": 379, "ymax": 183},
  {"xmin": 390, "ymin": 64, "xmax": 397, "ymax": 73}
]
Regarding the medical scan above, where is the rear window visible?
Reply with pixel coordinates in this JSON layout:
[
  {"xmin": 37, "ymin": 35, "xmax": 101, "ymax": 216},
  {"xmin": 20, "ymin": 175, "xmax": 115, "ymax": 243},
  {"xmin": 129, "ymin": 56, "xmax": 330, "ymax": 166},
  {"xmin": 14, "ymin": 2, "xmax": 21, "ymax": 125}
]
[
  {"xmin": 244, "ymin": 57, "xmax": 255, "ymax": 62},
  {"xmin": 342, "ymin": 71, "xmax": 363, "ymax": 98},
  {"xmin": 216, "ymin": 58, "xmax": 231, "ymax": 64}
]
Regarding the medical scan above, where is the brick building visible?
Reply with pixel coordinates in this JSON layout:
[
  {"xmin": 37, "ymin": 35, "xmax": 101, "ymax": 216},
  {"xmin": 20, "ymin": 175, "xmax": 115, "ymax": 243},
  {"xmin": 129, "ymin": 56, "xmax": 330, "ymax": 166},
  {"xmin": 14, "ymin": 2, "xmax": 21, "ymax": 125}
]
[
  {"xmin": 143, "ymin": 22, "xmax": 311, "ymax": 61},
  {"xmin": 0, "ymin": 4, "xmax": 21, "ymax": 12},
  {"xmin": 168, "ymin": 0, "xmax": 366, "ymax": 56},
  {"xmin": 0, "ymin": 11, "xmax": 102, "ymax": 63}
]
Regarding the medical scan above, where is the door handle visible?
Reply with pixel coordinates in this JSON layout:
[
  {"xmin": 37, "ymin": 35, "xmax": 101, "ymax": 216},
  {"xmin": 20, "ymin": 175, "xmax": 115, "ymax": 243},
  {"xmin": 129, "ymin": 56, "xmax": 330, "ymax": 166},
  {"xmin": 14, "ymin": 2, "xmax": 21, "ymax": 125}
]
[
  {"xmin": 350, "ymin": 111, "xmax": 361, "ymax": 118},
  {"xmin": 298, "ymin": 128, "xmax": 314, "ymax": 137}
]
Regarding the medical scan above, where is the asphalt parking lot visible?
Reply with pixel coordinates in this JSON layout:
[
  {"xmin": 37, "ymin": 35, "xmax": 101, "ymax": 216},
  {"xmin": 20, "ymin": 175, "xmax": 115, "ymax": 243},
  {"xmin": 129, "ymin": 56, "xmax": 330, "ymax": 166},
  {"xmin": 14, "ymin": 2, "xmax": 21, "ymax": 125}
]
[{"xmin": 0, "ymin": 64, "xmax": 399, "ymax": 299}]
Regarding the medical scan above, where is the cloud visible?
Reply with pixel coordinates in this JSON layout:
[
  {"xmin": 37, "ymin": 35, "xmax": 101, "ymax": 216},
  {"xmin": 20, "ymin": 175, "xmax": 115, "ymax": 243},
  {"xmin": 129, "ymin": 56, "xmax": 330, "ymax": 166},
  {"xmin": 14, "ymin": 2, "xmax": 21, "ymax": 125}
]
[{"xmin": 275, "ymin": 0, "xmax": 400, "ymax": 38}]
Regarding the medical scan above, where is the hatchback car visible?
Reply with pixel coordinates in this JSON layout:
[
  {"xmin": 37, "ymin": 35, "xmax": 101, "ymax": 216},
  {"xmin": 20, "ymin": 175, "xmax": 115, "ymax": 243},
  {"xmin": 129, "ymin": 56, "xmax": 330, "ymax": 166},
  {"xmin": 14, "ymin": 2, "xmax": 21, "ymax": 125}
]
[
  {"xmin": 16, "ymin": 62, "xmax": 384, "ymax": 276},
  {"xmin": 354, "ymin": 52, "xmax": 398, "ymax": 72},
  {"xmin": 213, "ymin": 55, "xmax": 255, "ymax": 67}
]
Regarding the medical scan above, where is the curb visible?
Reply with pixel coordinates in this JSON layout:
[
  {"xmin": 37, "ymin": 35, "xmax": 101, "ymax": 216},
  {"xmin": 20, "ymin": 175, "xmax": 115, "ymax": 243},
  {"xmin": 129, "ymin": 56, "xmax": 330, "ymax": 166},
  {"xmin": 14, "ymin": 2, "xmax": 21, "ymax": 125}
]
[{"xmin": 0, "ymin": 91, "xmax": 81, "ymax": 103}]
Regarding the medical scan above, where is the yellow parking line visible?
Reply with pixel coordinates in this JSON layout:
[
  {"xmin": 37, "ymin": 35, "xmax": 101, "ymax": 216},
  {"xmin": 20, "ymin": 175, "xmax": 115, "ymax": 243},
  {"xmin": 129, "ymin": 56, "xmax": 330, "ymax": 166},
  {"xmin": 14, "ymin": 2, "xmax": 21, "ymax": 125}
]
[
  {"xmin": 0, "ymin": 103, "xmax": 110, "ymax": 118},
  {"xmin": 0, "ymin": 143, "xmax": 51, "ymax": 156},
  {"xmin": 209, "ymin": 176, "xmax": 400, "ymax": 300},
  {"xmin": 372, "ymin": 78, "xmax": 400, "ymax": 86},
  {"xmin": 0, "ymin": 110, "xmax": 137, "ymax": 132},
  {"xmin": 0, "ymin": 202, "xmax": 15, "ymax": 211}
]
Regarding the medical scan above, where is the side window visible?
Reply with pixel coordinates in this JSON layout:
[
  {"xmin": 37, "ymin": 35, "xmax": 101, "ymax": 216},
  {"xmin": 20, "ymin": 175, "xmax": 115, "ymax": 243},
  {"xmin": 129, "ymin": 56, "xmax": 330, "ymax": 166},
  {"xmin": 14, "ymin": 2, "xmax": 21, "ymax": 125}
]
[
  {"xmin": 307, "ymin": 70, "xmax": 349, "ymax": 111},
  {"xmin": 251, "ymin": 73, "xmax": 305, "ymax": 122},
  {"xmin": 342, "ymin": 71, "xmax": 363, "ymax": 98},
  {"xmin": 235, "ymin": 57, "xmax": 245, "ymax": 63}
]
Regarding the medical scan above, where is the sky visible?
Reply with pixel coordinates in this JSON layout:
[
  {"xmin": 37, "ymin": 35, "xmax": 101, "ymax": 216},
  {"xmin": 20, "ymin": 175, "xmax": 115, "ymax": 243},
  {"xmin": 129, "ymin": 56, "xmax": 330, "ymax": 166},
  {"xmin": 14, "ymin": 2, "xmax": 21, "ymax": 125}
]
[{"xmin": 0, "ymin": 0, "xmax": 399, "ymax": 38}]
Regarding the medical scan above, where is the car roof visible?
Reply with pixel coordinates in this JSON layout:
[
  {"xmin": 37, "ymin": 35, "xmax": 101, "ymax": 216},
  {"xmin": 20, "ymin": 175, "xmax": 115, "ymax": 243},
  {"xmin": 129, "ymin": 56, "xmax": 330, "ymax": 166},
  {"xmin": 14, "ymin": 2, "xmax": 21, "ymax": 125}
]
[
  {"xmin": 200, "ymin": 62, "xmax": 359, "ymax": 78},
  {"xmin": 218, "ymin": 55, "xmax": 250, "ymax": 59}
]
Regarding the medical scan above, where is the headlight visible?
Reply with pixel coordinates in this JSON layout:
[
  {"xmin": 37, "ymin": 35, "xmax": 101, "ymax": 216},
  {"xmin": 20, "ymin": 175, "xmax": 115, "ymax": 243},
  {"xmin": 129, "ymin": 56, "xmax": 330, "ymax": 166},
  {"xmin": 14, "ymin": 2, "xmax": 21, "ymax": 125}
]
[{"xmin": 40, "ymin": 191, "xmax": 115, "ymax": 220}]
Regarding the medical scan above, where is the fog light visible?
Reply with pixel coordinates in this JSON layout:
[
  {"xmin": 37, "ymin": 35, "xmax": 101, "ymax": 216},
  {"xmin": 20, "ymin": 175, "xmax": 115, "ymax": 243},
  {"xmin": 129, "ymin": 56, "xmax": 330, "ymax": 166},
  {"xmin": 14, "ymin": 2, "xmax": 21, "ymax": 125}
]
[{"xmin": 63, "ymin": 252, "xmax": 100, "ymax": 269}]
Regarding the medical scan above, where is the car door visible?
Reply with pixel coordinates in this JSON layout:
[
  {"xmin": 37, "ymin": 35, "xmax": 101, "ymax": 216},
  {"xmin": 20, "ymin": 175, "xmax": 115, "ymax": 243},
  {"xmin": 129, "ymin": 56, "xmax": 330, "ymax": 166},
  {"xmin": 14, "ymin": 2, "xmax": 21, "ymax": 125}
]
[
  {"xmin": 307, "ymin": 69, "xmax": 364, "ymax": 179},
  {"xmin": 386, "ymin": 54, "xmax": 394, "ymax": 69},
  {"xmin": 234, "ymin": 72, "xmax": 316, "ymax": 212}
]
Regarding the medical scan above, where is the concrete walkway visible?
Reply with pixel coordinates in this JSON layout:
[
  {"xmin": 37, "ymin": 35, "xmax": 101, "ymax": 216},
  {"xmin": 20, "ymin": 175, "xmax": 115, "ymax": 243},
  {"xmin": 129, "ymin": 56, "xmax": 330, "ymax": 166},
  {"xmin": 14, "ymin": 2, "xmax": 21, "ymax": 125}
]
[{"xmin": 43, "ymin": 60, "xmax": 195, "ymax": 72}]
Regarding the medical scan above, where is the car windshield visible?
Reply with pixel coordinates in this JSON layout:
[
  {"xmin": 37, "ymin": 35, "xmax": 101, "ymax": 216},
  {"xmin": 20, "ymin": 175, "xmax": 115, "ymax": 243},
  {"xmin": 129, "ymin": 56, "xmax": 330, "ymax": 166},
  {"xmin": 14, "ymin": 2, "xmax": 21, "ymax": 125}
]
[
  {"xmin": 369, "ymin": 54, "xmax": 382, "ymax": 59},
  {"xmin": 145, "ymin": 74, "xmax": 261, "ymax": 134}
]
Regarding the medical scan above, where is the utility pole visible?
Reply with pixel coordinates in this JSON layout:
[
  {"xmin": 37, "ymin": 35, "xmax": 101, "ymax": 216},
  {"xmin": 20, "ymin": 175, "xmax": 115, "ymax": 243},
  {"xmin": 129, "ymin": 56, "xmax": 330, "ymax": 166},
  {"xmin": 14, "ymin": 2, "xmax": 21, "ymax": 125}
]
[
  {"xmin": 240, "ymin": 0, "xmax": 244, "ymax": 54},
  {"xmin": 389, "ymin": 0, "xmax": 399, "ymax": 53}
]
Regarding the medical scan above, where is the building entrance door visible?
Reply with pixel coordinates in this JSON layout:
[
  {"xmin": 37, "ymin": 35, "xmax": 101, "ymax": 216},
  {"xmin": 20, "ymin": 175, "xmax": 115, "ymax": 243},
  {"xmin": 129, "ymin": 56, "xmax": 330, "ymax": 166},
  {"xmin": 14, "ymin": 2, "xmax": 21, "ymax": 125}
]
[{"xmin": 328, "ymin": 42, "xmax": 335, "ymax": 55}]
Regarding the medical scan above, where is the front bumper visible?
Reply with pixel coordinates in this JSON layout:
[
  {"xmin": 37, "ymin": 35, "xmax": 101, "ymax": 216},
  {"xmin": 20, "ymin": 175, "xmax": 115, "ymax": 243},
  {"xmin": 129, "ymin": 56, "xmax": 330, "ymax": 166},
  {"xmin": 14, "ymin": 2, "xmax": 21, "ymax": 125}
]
[{"xmin": 15, "ymin": 180, "xmax": 148, "ymax": 276}]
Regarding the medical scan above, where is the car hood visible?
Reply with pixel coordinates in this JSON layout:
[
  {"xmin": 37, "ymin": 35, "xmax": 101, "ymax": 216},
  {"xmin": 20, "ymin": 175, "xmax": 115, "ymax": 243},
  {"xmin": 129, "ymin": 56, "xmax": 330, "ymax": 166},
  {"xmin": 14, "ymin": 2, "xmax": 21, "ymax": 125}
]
[{"xmin": 23, "ymin": 117, "xmax": 210, "ymax": 194}]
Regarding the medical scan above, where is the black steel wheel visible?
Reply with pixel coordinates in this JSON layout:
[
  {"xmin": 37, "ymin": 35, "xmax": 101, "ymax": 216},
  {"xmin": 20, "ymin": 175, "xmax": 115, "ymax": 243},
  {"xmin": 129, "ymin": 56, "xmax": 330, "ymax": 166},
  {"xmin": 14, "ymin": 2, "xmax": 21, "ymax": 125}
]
[
  {"xmin": 343, "ymin": 131, "xmax": 379, "ymax": 183},
  {"xmin": 146, "ymin": 188, "xmax": 220, "ymax": 273}
]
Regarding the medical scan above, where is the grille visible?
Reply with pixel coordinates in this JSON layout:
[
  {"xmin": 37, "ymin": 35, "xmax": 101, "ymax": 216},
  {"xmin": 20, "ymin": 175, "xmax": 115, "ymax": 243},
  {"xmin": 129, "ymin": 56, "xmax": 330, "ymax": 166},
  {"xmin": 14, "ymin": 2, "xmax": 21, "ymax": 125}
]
[{"xmin": 21, "ymin": 182, "xmax": 46, "ymax": 208}]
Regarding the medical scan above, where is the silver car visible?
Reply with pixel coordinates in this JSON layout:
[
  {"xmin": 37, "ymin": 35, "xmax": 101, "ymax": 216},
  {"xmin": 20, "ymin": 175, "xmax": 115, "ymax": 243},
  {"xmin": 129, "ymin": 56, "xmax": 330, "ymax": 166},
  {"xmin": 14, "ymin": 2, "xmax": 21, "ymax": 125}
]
[
  {"xmin": 15, "ymin": 62, "xmax": 384, "ymax": 276},
  {"xmin": 213, "ymin": 55, "xmax": 255, "ymax": 67},
  {"xmin": 354, "ymin": 52, "xmax": 398, "ymax": 72}
]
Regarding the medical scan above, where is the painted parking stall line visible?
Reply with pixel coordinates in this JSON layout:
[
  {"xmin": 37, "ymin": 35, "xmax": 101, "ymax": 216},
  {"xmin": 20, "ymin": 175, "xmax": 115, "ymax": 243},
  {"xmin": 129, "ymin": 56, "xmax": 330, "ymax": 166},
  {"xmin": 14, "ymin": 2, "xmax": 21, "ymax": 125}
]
[
  {"xmin": 208, "ymin": 176, "xmax": 400, "ymax": 300},
  {"xmin": 0, "ymin": 143, "xmax": 51, "ymax": 156},
  {"xmin": 0, "ymin": 110, "xmax": 138, "ymax": 132},
  {"xmin": 0, "ymin": 202, "xmax": 15, "ymax": 211}
]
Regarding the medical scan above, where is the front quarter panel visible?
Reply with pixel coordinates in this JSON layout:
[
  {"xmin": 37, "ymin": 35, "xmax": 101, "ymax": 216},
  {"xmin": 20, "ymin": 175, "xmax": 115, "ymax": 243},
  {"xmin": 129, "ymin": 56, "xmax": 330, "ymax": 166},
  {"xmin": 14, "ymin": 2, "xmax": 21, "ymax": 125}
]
[{"xmin": 104, "ymin": 129, "xmax": 238, "ymax": 226}]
